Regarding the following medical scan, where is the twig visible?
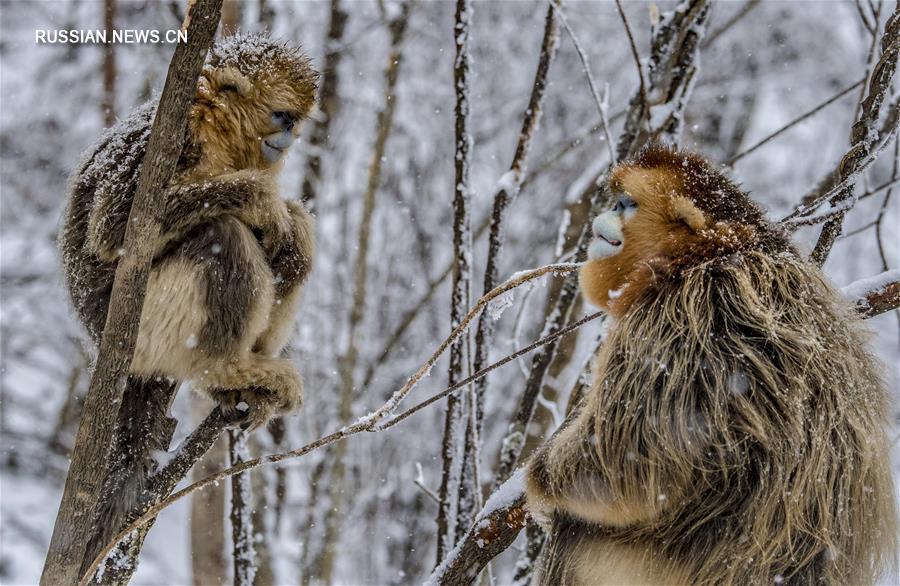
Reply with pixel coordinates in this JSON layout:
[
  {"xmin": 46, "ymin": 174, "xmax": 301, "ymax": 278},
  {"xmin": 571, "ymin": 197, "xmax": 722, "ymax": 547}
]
[
  {"xmin": 810, "ymin": 4, "xmax": 899, "ymax": 264},
  {"xmin": 614, "ymin": 0, "xmax": 647, "ymax": 116},
  {"xmin": 781, "ymin": 99, "xmax": 900, "ymax": 228},
  {"xmin": 726, "ymin": 79, "xmax": 864, "ymax": 165},
  {"xmin": 702, "ymin": 0, "xmax": 761, "ymax": 49},
  {"xmin": 554, "ymin": 1, "xmax": 616, "ymax": 163},
  {"xmin": 378, "ymin": 311, "xmax": 604, "ymax": 432},
  {"xmin": 78, "ymin": 263, "xmax": 584, "ymax": 586}
]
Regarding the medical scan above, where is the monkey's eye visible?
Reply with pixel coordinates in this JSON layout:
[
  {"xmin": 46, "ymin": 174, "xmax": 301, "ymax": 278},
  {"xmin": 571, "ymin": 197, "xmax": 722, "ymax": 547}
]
[
  {"xmin": 273, "ymin": 111, "xmax": 296, "ymax": 124},
  {"xmin": 221, "ymin": 83, "xmax": 239, "ymax": 93},
  {"xmin": 613, "ymin": 195, "xmax": 637, "ymax": 213}
]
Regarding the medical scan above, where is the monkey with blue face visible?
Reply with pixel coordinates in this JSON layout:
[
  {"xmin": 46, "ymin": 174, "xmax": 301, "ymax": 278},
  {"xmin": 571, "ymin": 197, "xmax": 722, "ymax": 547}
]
[{"xmin": 60, "ymin": 34, "xmax": 319, "ymax": 429}]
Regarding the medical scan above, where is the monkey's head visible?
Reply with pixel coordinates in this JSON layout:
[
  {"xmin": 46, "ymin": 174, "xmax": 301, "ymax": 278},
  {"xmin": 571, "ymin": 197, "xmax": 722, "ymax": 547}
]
[
  {"xmin": 191, "ymin": 33, "xmax": 319, "ymax": 172},
  {"xmin": 580, "ymin": 145, "xmax": 791, "ymax": 315}
]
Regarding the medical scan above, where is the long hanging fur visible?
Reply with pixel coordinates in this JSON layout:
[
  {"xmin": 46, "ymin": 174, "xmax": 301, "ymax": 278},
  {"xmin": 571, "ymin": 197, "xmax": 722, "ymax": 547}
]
[{"xmin": 586, "ymin": 251, "xmax": 896, "ymax": 584}]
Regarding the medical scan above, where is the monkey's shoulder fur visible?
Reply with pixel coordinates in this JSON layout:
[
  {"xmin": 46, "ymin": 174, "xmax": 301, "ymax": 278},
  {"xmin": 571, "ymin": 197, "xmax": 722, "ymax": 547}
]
[{"xmin": 526, "ymin": 146, "xmax": 897, "ymax": 585}]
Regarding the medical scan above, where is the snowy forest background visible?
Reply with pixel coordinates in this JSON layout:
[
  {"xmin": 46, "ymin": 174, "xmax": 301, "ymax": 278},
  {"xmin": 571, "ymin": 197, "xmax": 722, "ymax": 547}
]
[{"xmin": 1, "ymin": 0, "xmax": 899, "ymax": 584}]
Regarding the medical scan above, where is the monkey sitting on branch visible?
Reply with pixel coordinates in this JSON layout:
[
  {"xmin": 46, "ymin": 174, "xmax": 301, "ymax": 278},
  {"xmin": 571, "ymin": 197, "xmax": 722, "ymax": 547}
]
[
  {"xmin": 60, "ymin": 34, "xmax": 319, "ymax": 430},
  {"xmin": 525, "ymin": 145, "xmax": 897, "ymax": 585}
]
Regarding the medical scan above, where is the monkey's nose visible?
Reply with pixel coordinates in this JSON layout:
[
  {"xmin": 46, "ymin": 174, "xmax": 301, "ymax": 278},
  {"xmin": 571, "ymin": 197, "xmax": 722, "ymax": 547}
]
[{"xmin": 272, "ymin": 111, "xmax": 294, "ymax": 131}]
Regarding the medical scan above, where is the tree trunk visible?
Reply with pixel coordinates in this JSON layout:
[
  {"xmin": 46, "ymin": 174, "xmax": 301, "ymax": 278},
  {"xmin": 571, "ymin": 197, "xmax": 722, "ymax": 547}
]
[
  {"xmin": 40, "ymin": 2, "xmax": 223, "ymax": 583},
  {"xmin": 191, "ymin": 399, "xmax": 227, "ymax": 586}
]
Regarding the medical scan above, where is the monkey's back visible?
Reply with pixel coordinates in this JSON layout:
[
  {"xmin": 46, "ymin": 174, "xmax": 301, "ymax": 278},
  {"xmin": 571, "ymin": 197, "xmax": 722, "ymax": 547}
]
[{"xmin": 59, "ymin": 103, "xmax": 154, "ymax": 341}]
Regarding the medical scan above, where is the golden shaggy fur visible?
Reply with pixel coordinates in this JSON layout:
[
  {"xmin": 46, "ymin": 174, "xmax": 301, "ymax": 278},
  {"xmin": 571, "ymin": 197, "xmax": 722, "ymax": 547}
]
[{"xmin": 527, "ymin": 146, "xmax": 897, "ymax": 585}]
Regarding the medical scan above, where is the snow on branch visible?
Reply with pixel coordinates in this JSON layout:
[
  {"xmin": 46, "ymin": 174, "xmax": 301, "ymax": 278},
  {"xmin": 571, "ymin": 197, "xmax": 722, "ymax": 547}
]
[
  {"xmin": 843, "ymin": 269, "xmax": 900, "ymax": 318},
  {"xmin": 427, "ymin": 470, "xmax": 528, "ymax": 586}
]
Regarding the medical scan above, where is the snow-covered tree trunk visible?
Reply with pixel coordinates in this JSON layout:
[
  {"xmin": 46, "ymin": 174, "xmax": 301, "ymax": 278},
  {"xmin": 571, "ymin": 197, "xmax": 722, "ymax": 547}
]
[
  {"xmin": 40, "ymin": 1, "xmax": 223, "ymax": 583},
  {"xmin": 436, "ymin": 0, "xmax": 475, "ymax": 563}
]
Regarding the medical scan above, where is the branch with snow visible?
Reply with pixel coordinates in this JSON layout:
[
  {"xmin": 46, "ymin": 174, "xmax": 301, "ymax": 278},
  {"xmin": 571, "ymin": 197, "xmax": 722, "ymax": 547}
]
[
  {"xmin": 843, "ymin": 269, "xmax": 900, "ymax": 318},
  {"xmin": 229, "ymin": 430, "xmax": 256, "ymax": 586},
  {"xmin": 437, "ymin": 0, "xmax": 476, "ymax": 561},
  {"xmin": 427, "ymin": 471, "xmax": 528, "ymax": 586},
  {"xmin": 808, "ymin": 4, "xmax": 899, "ymax": 264}
]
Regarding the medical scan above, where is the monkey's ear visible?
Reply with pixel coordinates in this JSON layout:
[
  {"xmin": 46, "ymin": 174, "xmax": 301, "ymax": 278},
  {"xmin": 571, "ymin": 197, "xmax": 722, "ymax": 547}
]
[
  {"xmin": 671, "ymin": 196, "xmax": 707, "ymax": 232},
  {"xmin": 205, "ymin": 66, "xmax": 253, "ymax": 97}
]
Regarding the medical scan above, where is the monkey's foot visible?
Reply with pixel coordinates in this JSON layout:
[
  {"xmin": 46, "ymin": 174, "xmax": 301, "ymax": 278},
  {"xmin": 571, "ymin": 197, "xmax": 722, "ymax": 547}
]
[{"xmin": 213, "ymin": 386, "xmax": 281, "ymax": 431}]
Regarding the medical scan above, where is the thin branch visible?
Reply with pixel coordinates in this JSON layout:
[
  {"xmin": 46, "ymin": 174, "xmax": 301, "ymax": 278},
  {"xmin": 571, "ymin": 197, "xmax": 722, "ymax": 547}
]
[
  {"xmin": 726, "ymin": 78, "xmax": 864, "ymax": 165},
  {"xmin": 614, "ymin": 0, "xmax": 647, "ymax": 116},
  {"xmin": 781, "ymin": 98, "xmax": 900, "ymax": 228},
  {"xmin": 702, "ymin": 0, "xmax": 761, "ymax": 49},
  {"xmin": 555, "ymin": 1, "xmax": 616, "ymax": 163},
  {"xmin": 229, "ymin": 430, "xmax": 255, "ymax": 586},
  {"xmin": 437, "ymin": 0, "xmax": 475, "ymax": 562},
  {"xmin": 378, "ymin": 311, "xmax": 604, "ymax": 432},
  {"xmin": 78, "ymin": 263, "xmax": 584, "ymax": 586}
]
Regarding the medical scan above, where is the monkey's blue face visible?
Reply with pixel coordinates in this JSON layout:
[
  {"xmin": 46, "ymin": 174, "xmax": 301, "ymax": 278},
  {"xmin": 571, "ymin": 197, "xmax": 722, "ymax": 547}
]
[
  {"xmin": 261, "ymin": 111, "xmax": 301, "ymax": 163},
  {"xmin": 588, "ymin": 195, "xmax": 637, "ymax": 260}
]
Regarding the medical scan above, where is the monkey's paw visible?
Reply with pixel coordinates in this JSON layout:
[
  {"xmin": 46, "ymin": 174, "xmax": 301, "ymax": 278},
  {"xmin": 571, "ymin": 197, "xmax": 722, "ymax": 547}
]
[
  {"xmin": 213, "ymin": 387, "xmax": 283, "ymax": 431},
  {"xmin": 524, "ymin": 450, "xmax": 559, "ymax": 531},
  {"xmin": 259, "ymin": 199, "xmax": 295, "ymax": 257}
]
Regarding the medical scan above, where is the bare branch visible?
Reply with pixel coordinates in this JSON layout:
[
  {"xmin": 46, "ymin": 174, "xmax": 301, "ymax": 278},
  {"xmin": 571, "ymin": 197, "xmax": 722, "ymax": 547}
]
[
  {"xmin": 810, "ymin": 5, "xmax": 899, "ymax": 264},
  {"xmin": 555, "ymin": 2, "xmax": 616, "ymax": 163},
  {"xmin": 437, "ymin": 0, "xmax": 475, "ymax": 561},
  {"xmin": 229, "ymin": 431, "xmax": 255, "ymax": 586},
  {"xmin": 726, "ymin": 78, "xmax": 864, "ymax": 165},
  {"xmin": 614, "ymin": 0, "xmax": 647, "ymax": 117}
]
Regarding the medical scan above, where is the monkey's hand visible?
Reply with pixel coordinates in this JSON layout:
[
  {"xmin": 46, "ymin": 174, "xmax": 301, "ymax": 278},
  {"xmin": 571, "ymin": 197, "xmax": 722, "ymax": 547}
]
[
  {"xmin": 524, "ymin": 440, "xmax": 560, "ymax": 531},
  {"xmin": 157, "ymin": 171, "xmax": 293, "ymax": 257},
  {"xmin": 268, "ymin": 200, "xmax": 315, "ymax": 298}
]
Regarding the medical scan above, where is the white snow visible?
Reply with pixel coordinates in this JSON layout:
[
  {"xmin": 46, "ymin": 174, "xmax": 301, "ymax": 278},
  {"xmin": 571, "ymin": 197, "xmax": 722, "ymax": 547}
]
[{"xmin": 841, "ymin": 269, "xmax": 900, "ymax": 304}]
